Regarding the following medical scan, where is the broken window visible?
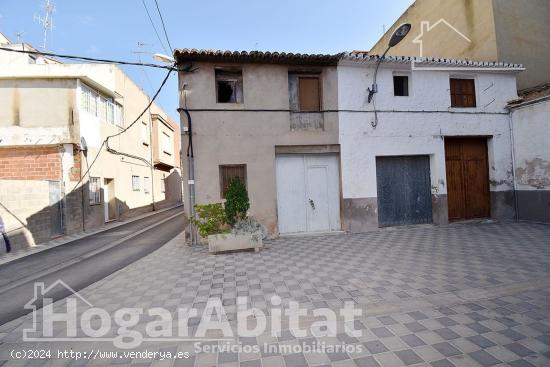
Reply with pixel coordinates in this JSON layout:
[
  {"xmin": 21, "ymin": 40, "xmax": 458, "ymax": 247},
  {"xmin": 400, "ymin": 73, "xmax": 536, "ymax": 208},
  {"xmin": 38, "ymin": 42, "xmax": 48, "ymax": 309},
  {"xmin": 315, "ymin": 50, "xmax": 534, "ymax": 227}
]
[
  {"xmin": 215, "ymin": 69, "xmax": 243, "ymax": 103},
  {"xmin": 450, "ymin": 78, "xmax": 476, "ymax": 107},
  {"xmin": 298, "ymin": 77, "xmax": 321, "ymax": 111},
  {"xmin": 219, "ymin": 164, "xmax": 247, "ymax": 198},
  {"xmin": 393, "ymin": 75, "xmax": 409, "ymax": 96}
]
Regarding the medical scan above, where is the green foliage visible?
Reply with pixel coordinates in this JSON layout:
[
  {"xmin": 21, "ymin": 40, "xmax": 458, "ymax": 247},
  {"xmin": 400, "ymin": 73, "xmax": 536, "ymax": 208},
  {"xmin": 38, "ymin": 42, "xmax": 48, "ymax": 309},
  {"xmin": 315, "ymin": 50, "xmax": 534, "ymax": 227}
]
[
  {"xmin": 191, "ymin": 203, "xmax": 228, "ymax": 237},
  {"xmin": 224, "ymin": 177, "xmax": 250, "ymax": 225}
]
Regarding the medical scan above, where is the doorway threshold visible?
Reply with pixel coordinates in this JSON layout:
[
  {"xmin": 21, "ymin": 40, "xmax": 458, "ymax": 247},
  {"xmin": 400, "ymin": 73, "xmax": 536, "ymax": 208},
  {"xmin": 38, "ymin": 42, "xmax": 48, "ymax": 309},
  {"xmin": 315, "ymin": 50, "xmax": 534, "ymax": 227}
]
[{"xmin": 279, "ymin": 230, "xmax": 345, "ymax": 238}]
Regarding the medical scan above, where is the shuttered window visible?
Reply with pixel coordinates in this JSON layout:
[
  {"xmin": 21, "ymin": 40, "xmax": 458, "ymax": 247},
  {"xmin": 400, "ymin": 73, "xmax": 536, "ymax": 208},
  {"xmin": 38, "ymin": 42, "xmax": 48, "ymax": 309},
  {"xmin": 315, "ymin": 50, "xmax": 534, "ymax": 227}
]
[
  {"xmin": 450, "ymin": 78, "xmax": 476, "ymax": 107},
  {"xmin": 219, "ymin": 164, "xmax": 247, "ymax": 198},
  {"xmin": 298, "ymin": 77, "xmax": 320, "ymax": 111}
]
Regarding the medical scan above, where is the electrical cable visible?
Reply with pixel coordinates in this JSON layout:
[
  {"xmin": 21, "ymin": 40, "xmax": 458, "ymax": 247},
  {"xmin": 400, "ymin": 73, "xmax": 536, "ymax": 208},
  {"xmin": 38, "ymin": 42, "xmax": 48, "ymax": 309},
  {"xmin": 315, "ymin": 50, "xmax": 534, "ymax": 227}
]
[
  {"xmin": 141, "ymin": 0, "xmax": 170, "ymax": 55},
  {"xmin": 71, "ymin": 67, "xmax": 174, "ymax": 192},
  {"xmin": 153, "ymin": 0, "xmax": 173, "ymax": 53},
  {"xmin": 0, "ymin": 46, "xmax": 175, "ymax": 70}
]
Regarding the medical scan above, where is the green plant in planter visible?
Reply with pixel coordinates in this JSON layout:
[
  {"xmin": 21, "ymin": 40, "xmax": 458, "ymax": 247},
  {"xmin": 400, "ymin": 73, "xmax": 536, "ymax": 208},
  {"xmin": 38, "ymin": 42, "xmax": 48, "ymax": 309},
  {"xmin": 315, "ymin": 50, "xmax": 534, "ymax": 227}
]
[
  {"xmin": 191, "ymin": 203, "xmax": 228, "ymax": 237},
  {"xmin": 224, "ymin": 177, "xmax": 250, "ymax": 225}
]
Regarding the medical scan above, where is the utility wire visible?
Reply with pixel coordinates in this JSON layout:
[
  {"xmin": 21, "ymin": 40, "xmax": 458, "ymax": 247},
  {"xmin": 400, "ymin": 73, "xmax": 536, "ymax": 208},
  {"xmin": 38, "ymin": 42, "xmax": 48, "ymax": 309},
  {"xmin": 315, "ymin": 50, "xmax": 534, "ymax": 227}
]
[
  {"xmin": 71, "ymin": 67, "xmax": 174, "ymax": 191},
  {"xmin": 0, "ymin": 46, "xmax": 175, "ymax": 70},
  {"xmin": 141, "ymin": 0, "xmax": 169, "ymax": 55},
  {"xmin": 153, "ymin": 0, "xmax": 173, "ymax": 53}
]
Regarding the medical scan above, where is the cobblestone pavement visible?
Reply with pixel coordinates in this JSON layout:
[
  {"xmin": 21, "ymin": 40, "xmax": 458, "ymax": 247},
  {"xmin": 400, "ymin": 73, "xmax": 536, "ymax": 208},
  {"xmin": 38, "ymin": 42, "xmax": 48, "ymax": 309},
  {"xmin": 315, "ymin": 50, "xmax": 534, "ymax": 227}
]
[{"xmin": 1, "ymin": 222, "xmax": 550, "ymax": 367}]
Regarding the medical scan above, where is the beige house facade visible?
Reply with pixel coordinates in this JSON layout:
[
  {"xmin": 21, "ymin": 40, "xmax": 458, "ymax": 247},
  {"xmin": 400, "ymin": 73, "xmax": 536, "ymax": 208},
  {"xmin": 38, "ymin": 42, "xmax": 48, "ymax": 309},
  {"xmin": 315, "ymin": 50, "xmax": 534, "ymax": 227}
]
[
  {"xmin": 0, "ymin": 40, "xmax": 181, "ymax": 251},
  {"xmin": 369, "ymin": 0, "xmax": 550, "ymax": 90},
  {"xmin": 175, "ymin": 50, "xmax": 340, "ymax": 235}
]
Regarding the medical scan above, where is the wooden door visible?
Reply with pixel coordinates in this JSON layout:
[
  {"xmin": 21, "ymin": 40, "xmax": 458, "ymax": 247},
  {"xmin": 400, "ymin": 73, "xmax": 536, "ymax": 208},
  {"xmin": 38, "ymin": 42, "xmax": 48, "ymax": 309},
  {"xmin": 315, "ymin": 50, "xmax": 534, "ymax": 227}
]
[{"xmin": 445, "ymin": 138, "xmax": 490, "ymax": 220}]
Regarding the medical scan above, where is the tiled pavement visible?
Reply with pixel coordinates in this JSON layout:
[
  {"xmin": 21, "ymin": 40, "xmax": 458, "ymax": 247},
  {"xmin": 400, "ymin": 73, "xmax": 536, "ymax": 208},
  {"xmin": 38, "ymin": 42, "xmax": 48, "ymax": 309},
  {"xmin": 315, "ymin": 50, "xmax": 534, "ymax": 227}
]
[{"xmin": 1, "ymin": 221, "xmax": 550, "ymax": 366}]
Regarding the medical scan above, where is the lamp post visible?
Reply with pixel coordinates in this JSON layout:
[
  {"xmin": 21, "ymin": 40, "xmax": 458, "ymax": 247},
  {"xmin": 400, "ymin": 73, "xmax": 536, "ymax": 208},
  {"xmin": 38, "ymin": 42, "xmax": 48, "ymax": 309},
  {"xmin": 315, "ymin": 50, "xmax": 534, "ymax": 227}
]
[
  {"xmin": 367, "ymin": 23, "xmax": 412, "ymax": 128},
  {"xmin": 153, "ymin": 53, "xmax": 198, "ymax": 245}
]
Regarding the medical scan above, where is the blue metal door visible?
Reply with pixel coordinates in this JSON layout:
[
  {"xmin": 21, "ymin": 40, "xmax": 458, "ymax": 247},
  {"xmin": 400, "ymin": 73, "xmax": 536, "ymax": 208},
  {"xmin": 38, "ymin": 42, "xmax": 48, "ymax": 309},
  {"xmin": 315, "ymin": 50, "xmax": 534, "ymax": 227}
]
[{"xmin": 376, "ymin": 155, "xmax": 432, "ymax": 226}]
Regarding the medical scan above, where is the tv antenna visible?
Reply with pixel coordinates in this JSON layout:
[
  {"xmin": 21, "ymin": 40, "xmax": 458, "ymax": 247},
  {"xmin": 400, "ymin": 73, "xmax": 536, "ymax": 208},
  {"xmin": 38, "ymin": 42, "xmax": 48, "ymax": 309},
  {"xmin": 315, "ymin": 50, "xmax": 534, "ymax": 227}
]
[
  {"xmin": 16, "ymin": 31, "xmax": 26, "ymax": 43},
  {"xmin": 34, "ymin": 0, "xmax": 55, "ymax": 50}
]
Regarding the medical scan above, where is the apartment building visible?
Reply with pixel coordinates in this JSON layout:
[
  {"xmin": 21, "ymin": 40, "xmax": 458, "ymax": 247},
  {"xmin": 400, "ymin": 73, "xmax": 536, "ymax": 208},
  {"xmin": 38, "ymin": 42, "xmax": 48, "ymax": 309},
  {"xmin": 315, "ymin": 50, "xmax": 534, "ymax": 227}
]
[{"xmin": 0, "ymin": 39, "xmax": 181, "ymax": 251}]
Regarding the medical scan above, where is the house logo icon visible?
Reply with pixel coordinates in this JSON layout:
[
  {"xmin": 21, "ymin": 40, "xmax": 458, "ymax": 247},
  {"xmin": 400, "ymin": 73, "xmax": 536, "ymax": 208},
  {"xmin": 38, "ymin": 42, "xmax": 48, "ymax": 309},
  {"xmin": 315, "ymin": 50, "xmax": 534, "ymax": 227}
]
[
  {"xmin": 23, "ymin": 280, "xmax": 93, "ymax": 340},
  {"xmin": 412, "ymin": 19, "xmax": 472, "ymax": 57}
]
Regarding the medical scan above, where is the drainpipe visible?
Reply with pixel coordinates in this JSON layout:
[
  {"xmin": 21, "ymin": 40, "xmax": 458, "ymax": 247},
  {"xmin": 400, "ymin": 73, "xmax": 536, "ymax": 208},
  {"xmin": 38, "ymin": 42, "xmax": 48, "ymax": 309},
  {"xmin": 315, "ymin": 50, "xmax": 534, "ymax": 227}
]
[
  {"xmin": 147, "ymin": 98, "xmax": 156, "ymax": 211},
  {"xmin": 180, "ymin": 105, "xmax": 197, "ymax": 246},
  {"xmin": 508, "ymin": 109, "xmax": 519, "ymax": 220},
  {"xmin": 186, "ymin": 109, "xmax": 197, "ymax": 246}
]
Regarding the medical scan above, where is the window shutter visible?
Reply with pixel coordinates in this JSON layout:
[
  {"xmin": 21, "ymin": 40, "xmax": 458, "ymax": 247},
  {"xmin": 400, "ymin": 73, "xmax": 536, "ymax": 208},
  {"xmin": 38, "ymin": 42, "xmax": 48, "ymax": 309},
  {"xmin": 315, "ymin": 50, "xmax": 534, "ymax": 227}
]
[
  {"xmin": 298, "ymin": 77, "xmax": 320, "ymax": 111},
  {"xmin": 219, "ymin": 165, "xmax": 247, "ymax": 198},
  {"xmin": 450, "ymin": 78, "xmax": 476, "ymax": 107}
]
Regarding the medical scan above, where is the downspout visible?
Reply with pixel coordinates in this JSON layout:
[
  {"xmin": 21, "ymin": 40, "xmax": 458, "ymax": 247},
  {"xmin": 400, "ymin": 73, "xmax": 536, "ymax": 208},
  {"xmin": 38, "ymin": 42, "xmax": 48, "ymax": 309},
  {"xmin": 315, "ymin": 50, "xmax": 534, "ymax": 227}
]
[
  {"xmin": 59, "ymin": 144, "xmax": 65, "ymax": 235},
  {"xmin": 508, "ymin": 108, "xmax": 519, "ymax": 220},
  {"xmin": 148, "ymin": 103, "xmax": 156, "ymax": 211},
  {"xmin": 182, "ymin": 107, "xmax": 197, "ymax": 245}
]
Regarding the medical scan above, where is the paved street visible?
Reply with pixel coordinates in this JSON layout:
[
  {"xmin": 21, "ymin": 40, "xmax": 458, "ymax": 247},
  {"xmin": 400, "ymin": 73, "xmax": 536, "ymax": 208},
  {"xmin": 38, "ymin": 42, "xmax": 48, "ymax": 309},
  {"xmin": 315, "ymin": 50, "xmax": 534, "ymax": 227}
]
[
  {"xmin": 0, "ymin": 206, "xmax": 186, "ymax": 324},
  {"xmin": 1, "ymin": 221, "xmax": 550, "ymax": 366}
]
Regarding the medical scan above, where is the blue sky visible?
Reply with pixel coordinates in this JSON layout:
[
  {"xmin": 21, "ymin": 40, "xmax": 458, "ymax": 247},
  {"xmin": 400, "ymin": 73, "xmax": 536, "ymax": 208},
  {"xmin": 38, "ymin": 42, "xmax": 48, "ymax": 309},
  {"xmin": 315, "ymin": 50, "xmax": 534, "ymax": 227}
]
[{"xmin": 0, "ymin": 0, "xmax": 413, "ymax": 122}]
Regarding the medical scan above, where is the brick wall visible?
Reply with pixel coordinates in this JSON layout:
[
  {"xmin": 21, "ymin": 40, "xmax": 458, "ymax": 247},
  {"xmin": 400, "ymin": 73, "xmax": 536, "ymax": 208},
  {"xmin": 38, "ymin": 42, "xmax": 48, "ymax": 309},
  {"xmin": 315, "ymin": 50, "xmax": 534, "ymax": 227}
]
[{"xmin": 0, "ymin": 146, "xmax": 62, "ymax": 180}]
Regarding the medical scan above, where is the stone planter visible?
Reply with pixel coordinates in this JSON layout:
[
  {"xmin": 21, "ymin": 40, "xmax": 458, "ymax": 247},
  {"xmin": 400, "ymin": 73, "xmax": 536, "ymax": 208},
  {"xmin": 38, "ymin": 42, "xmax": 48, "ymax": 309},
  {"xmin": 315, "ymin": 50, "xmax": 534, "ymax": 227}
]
[{"xmin": 208, "ymin": 233, "xmax": 262, "ymax": 254}]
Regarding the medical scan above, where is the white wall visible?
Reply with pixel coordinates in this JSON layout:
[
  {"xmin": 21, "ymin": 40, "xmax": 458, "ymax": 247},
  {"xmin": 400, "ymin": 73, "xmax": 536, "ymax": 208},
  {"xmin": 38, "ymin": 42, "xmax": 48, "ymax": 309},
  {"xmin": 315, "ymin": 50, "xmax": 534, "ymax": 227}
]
[
  {"xmin": 511, "ymin": 99, "xmax": 550, "ymax": 191},
  {"xmin": 337, "ymin": 62, "xmax": 518, "ymax": 200}
]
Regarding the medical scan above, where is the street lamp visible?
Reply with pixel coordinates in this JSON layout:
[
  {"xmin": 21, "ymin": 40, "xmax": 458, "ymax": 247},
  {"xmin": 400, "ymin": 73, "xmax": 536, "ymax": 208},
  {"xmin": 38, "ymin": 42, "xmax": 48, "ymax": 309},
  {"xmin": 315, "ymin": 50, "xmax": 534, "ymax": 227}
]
[
  {"xmin": 366, "ymin": 23, "xmax": 411, "ymax": 128},
  {"xmin": 153, "ymin": 53, "xmax": 175, "ymax": 63},
  {"xmin": 368, "ymin": 23, "xmax": 411, "ymax": 105}
]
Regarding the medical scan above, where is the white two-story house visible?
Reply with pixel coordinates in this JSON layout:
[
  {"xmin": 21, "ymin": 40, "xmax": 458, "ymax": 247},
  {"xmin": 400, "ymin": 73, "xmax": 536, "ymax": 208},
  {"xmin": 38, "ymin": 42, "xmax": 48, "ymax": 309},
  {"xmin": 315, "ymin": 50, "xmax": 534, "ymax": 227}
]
[{"xmin": 338, "ymin": 54, "xmax": 522, "ymax": 231}]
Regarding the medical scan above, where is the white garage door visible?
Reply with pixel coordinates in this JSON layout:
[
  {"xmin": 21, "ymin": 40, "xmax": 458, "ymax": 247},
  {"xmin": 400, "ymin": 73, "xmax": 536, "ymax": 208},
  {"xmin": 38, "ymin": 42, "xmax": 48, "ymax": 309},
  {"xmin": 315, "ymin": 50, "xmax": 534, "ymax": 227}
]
[{"xmin": 276, "ymin": 154, "xmax": 341, "ymax": 234}]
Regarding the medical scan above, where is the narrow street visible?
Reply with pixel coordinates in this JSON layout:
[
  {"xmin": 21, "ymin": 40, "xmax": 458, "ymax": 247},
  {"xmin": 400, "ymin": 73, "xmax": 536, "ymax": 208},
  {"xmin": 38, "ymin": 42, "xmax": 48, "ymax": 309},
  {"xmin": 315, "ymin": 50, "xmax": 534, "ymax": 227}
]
[{"xmin": 0, "ymin": 206, "xmax": 186, "ymax": 325}]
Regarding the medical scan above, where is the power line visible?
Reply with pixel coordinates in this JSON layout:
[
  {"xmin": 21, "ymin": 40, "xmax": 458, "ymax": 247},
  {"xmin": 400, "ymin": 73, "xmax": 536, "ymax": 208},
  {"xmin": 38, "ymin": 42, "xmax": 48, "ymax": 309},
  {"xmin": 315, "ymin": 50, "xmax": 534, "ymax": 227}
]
[
  {"xmin": 141, "ymin": 0, "xmax": 169, "ymax": 55},
  {"xmin": 0, "ymin": 46, "xmax": 175, "ymax": 70},
  {"xmin": 153, "ymin": 0, "xmax": 173, "ymax": 53}
]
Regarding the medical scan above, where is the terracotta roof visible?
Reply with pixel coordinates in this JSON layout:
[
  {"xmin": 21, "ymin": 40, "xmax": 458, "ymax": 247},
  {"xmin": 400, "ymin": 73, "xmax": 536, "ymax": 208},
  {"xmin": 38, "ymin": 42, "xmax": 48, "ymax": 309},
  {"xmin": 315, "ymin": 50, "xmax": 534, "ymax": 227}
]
[
  {"xmin": 340, "ymin": 52, "xmax": 524, "ymax": 69},
  {"xmin": 173, "ymin": 48, "xmax": 524, "ymax": 70},
  {"xmin": 508, "ymin": 82, "xmax": 550, "ymax": 108},
  {"xmin": 174, "ymin": 48, "xmax": 342, "ymax": 65}
]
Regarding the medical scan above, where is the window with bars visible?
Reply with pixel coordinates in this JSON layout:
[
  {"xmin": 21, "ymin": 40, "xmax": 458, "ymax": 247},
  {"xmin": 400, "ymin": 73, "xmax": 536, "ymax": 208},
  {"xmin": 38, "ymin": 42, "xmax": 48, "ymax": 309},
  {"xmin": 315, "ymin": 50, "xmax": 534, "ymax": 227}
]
[
  {"xmin": 450, "ymin": 78, "xmax": 476, "ymax": 107},
  {"xmin": 89, "ymin": 177, "xmax": 101, "ymax": 205},
  {"xmin": 219, "ymin": 164, "xmax": 247, "ymax": 199},
  {"xmin": 132, "ymin": 175, "xmax": 140, "ymax": 191}
]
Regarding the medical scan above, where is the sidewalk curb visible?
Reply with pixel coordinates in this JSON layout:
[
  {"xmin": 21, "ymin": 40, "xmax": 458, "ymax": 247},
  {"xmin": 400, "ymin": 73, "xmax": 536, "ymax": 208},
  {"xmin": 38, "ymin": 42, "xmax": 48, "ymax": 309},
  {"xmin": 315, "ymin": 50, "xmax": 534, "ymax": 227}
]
[
  {"xmin": 0, "ymin": 204, "xmax": 184, "ymax": 266},
  {"xmin": 0, "ymin": 210, "xmax": 184, "ymax": 294}
]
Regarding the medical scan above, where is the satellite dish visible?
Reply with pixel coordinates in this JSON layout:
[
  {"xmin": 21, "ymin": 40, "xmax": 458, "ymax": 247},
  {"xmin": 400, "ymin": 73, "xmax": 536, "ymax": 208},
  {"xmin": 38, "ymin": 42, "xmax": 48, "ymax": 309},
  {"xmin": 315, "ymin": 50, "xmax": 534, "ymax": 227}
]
[
  {"xmin": 80, "ymin": 137, "xmax": 88, "ymax": 156},
  {"xmin": 388, "ymin": 23, "xmax": 412, "ymax": 47}
]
